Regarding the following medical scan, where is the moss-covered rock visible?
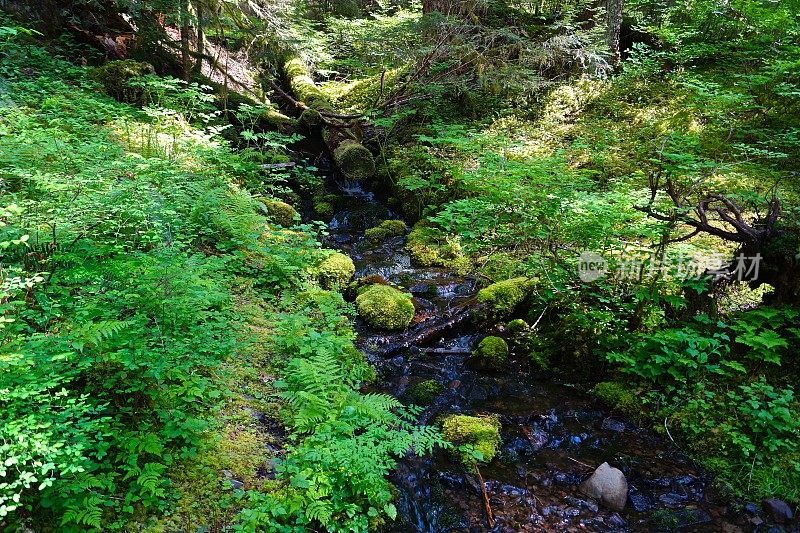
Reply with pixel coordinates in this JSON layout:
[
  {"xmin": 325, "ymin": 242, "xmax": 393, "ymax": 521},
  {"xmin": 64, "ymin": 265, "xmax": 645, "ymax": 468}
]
[
  {"xmin": 406, "ymin": 221, "xmax": 471, "ymax": 275},
  {"xmin": 506, "ymin": 318, "xmax": 529, "ymax": 334},
  {"xmin": 91, "ymin": 60, "xmax": 155, "ymax": 103},
  {"xmin": 405, "ymin": 379, "xmax": 444, "ymax": 405},
  {"xmin": 333, "ymin": 140, "xmax": 376, "ymax": 181},
  {"xmin": 316, "ymin": 252, "xmax": 356, "ymax": 289},
  {"xmin": 261, "ymin": 199, "xmax": 299, "ymax": 227},
  {"xmin": 441, "ymin": 414, "xmax": 501, "ymax": 465},
  {"xmin": 473, "ymin": 336, "xmax": 508, "ymax": 369},
  {"xmin": 477, "ymin": 277, "xmax": 533, "ymax": 318},
  {"xmin": 314, "ymin": 200, "xmax": 335, "ymax": 220},
  {"xmin": 593, "ymin": 381, "xmax": 641, "ymax": 419},
  {"xmin": 364, "ymin": 219, "xmax": 407, "ymax": 244},
  {"xmin": 355, "ymin": 284, "xmax": 415, "ymax": 330}
]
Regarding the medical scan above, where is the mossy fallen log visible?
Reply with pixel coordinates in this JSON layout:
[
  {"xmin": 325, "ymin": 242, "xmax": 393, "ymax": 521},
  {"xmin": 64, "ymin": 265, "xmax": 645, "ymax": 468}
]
[{"xmin": 280, "ymin": 56, "xmax": 376, "ymax": 180}]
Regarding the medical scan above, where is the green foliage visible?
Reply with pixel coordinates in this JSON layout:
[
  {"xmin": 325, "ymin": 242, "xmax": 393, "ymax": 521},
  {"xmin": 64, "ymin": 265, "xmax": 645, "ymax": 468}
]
[
  {"xmin": 593, "ymin": 382, "xmax": 643, "ymax": 420},
  {"xmin": 237, "ymin": 293, "xmax": 443, "ymax": 532},
  {"xmin": 355, "ymin": 284, "xmax": 415, "ymax": 330}
]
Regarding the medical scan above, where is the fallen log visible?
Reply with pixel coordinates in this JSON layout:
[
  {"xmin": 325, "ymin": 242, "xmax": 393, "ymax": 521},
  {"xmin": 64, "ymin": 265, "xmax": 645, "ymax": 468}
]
[{"xmin": 280, "ymin": 56, "xmax": 376, "ymax": 181}]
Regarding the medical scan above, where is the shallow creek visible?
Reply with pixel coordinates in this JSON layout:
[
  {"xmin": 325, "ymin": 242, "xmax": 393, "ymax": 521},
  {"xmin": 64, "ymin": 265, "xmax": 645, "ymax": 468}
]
[{"xmin": 318, "ymin": 177, "xmax": 752, "ymax": 532}]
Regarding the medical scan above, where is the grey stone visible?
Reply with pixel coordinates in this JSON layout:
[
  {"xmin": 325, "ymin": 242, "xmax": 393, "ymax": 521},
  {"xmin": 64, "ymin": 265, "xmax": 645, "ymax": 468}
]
[
  {"xmin": 762, "ymin": 498, "xmax": 794, "ymax": 524},
  {"xmin": 579, "ymin": 462, "xmax": 628, "ymax": 512}
]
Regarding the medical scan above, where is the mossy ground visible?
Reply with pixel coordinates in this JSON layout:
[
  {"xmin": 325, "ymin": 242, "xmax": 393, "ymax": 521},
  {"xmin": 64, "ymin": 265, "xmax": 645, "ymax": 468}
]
[{"xmin": 406, "ymin": 221, "xmax": 471, "ymax": 275}]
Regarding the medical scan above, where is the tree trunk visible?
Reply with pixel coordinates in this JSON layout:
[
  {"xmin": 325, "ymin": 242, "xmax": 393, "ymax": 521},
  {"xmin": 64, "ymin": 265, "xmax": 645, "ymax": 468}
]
[
  {"xmin": 180, "ymin": 0, "xmax": 192, "ymax": 81},
  {"xmin": 422, "ymin": 0, "xmax": 485, "ymax": 18},
  {"xmin": 606, "ymin": 0, "xmax": 623, "ymax": 67},
  {"xmin": 194, "ymin": 0, "xmax": 204, "ymax": 74}
]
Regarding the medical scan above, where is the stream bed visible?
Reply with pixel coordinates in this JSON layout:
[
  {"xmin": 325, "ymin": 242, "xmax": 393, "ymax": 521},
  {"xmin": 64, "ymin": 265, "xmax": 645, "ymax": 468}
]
[{"xmin": 318, "ymin": 177, "xmax": 761, "ymax": 532}]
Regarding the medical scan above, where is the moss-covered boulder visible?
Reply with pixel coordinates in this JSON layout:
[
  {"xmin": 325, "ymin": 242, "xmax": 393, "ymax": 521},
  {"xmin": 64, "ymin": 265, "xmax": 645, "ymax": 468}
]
[
  {"xmin": 506, "ymin": 318, "xmax": 529, "ymax": 334},
  {"xmin": 91, "ymin": 60, "xmax": 155, "ymax": 103},
  {"xmin": 261, "ymin": 199, "xmax": 299, "ymax": 227},
  {"xmin": 405, "ymin": 379, "xmax": 444, "ymax": 405},
  {"xmin": 441, "ymin": 414, "xmax": 501, "ymax": 465},
  {"xmin": 364, "ymin": 219, "xmax": 407, "ymax": 244},
  {"xmin": 316, "ymin": 252, "xmax": 356, "ymax": 289},
  {"xmin": 406, "ymin": 221, "xmax": 471, "ymax": 275},
  {"xmin": 593, "ymin": 381, "xmax": 642, "ymax": 420},
  {"xmin": 314, "ymin": 200, "xmax": 334, "ymax": 220},
  {"xmin": 333, "ymin": 140, "xmax": 376, "ymax": 181},
  {"xmin": 477, "ymin": 277, "xmax": 533, "ymax": 318},
  {"xmin": 473, "ymin": 336, "xmax": 508, "ymax": 369},
  {"xmin": 355, "ymin": 284, "xmax": 415, "ymax": 330}
]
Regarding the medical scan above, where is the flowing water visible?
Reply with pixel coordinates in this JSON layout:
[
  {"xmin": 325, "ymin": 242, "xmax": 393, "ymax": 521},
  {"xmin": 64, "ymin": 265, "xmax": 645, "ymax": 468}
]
[{"xmin": 317, "ymin": 176, "xmax": 754, "ymax": 532}]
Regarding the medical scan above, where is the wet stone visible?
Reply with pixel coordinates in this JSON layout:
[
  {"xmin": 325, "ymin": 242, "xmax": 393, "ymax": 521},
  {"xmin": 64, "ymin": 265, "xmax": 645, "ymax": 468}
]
[
  {"xmin": 746, "ymin": 502, "xmax": 760, "ymax": 515},
  {"xmin": 762, "ymin": 498, "xmax": 794, "ymax": 524},
  {"xmin": 629, "ymin": 492, "xmax": 653, "ymax": 512},
  {"xmin": 602, "ymin": 418, "xmax": 626, "ymax": 432},
  {"xmin": 658, "ymin": 492, "xmax": 689, "ymax": 507}
]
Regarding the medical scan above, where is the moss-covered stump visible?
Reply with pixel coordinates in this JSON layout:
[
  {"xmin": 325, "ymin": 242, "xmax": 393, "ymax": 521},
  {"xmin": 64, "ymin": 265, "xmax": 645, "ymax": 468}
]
[
  {"xmin": 364, "ymin": 219, "xmax": 407, "ymax": 244},
  {"xmin": 406, "ymin": 221, "xmax": 471, "ymax": 275},
  {"xmin": 355, "ymin": 284, "xmax": 415, "ymax": 330},
  {"xmin": 404, "ymin": 379, "xmax": 444, "ymax": 405},
  {"xmin": 477, "ymin": 277, "xmax": 533, "ymax": 318},
  {"xmin": 316, "ymin": 252, "xmax": 356, "ymax": 290},
  {"xmin": 473, "ymin": 336, "xmax": 508, "ymax": 369},
  {"xmin": 260, "ymin": 199, "xmax": 299, "ymax": 227},
  {"xmin": 91, "ymin": 60, "xmax": 155, "ymax": 103},
  {"xmin": 441, "ymin": 414, "xmax": 502, "ymax": 465}
]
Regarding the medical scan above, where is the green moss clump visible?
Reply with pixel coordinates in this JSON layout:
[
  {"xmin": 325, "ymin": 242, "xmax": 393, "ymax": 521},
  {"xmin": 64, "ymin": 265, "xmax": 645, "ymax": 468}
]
[
  {"xmin": 261, "ymin": 199, "xmax": 299, "ymax": 227},
  {"xmin": 299, "ymin": 107, "xmax": 324, "ymax": 128},
  {"xmin": 314, "ymin": 200, "xmax": 334, "ymax": 220},
  {"xmin": 364, "ymin": 219, "xmax": 407, "ymax": 244},
  {"xmin": 406, "ymin": 221, "xmax": 471, "ymax": 275},
  {"xmin": 405, "ymin": 379, "xmax": 444, "ymax": 405},
  {"xmin": 355, "ymin": 284, "xmax": 415, "ymax": 330},
  {"xmin": 441, "ymin": 414, "xmax": 501, "ymax": 465},
  {"xmin": 593, "ymin": 381, "xmax": 641, "ymax": 419},
  {"xmin": 284, "ymin": 57, "xmax": 330, "ymax": 110},
  {"xmin": 91, "ymin": 60, "xmax": 155, "ymax": 103},
  {"xmin": 476, "ymin": 277, "xmax": 532, "ymax": 318},
  {"xmin": 506, "ymin": 319, "xmax": 529, "ymax": 333},
  {"xmin": 333, "ymin": 140, "xmax": 376, "ymax": 181},
  {"xmin": 316, "ymin": 252, "xmax": 356, "ymax": 290},
  {"xmin": 473, "ymin": 336, "xmax": 508, "ymax": 369}
]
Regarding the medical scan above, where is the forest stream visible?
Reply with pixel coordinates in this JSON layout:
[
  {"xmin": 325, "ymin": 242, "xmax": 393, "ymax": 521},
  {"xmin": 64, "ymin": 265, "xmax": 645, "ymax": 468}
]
[{"xmin": 316, "ymin": 174, "xmax": 748, "ymax": 533}]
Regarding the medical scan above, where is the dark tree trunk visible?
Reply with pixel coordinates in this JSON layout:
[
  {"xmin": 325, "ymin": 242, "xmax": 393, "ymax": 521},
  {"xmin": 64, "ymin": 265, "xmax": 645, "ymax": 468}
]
[
  {"xmin": 194, "ymin": 0, "xmax": 204, "ymax": 73},
  {"xmin": 606, "ymin": 0, "xmax": 623, "ymax": 67},
  {"xmin": 180, "ymin": 0, "xmax": 192, "ymax": 81}
]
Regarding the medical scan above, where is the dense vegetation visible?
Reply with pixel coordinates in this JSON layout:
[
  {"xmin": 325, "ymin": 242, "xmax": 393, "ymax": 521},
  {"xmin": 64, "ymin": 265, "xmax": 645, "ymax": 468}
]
[{"xmin": 2, "ymin": 0, "xmax": 799, "ymax": 530}]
